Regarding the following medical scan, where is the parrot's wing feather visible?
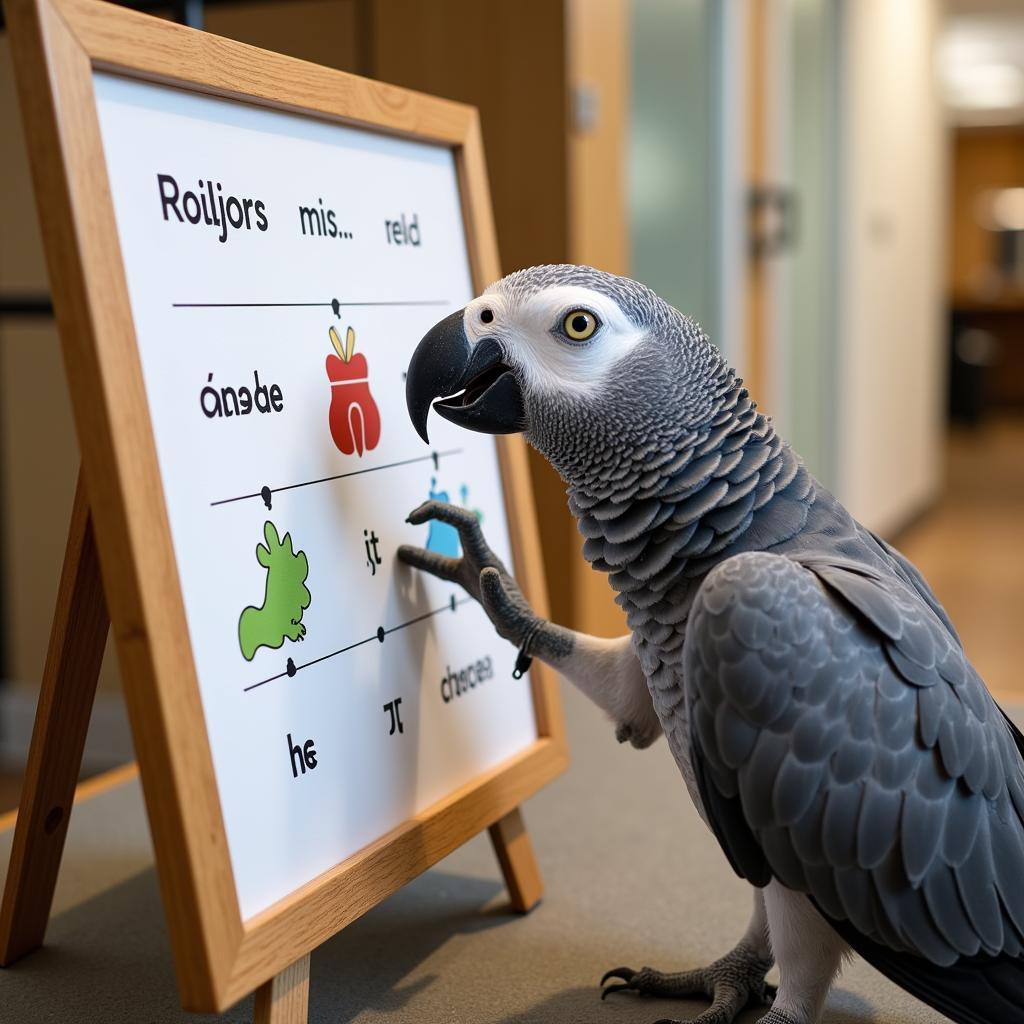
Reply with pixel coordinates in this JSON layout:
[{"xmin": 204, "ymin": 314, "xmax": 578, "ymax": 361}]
[
  {"xmin": 863, "ymin": 526, "xmax": 962, "ymax": 645},
  {"xmin": 685, "ymin": 551, "xmax": 1024, "ymax": 973},
  {"xmin": 1000, "ymin": 705, "xmax": 1024, "ymax": 760},
  {"xmin": 821, "ymin": 908, "xmax": 1024, "ymax": 1024}
]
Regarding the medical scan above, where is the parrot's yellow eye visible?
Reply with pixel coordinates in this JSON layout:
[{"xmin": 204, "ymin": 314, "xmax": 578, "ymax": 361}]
[{"xmin": 563, "ymin": 309, "xmax": 598, "ymax": 341}]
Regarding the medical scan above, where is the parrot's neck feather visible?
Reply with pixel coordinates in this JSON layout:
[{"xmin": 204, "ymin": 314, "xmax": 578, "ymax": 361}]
[{"xmin": 559, "ymin": 371, "xmax": 816, "ymax": 645}]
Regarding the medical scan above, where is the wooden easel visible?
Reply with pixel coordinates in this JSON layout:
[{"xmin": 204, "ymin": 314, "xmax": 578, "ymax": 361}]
[
  {"xmin": 0, "ymin": 473, "xmax": 543, "ymax": 1022},
  {"xmin": 3, "ymin": 2, "xmax": 566, "ymax": 1015}
]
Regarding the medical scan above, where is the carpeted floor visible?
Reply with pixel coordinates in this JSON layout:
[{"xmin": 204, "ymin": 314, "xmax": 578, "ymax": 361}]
[{"xmin": 3, "ymin": 679, "xmax": 1005, "ymax": 1023}]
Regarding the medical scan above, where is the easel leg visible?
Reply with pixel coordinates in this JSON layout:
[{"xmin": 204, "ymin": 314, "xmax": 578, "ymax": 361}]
[
  {"xmin": 488, "ymin": 806, "xmax": 543, "ymax": 912},
  {"xmin": 0, "ymin": 474, "xmax": 108, "ymax": 965},
  {"xmin": 253, "ymin": 954, "xmax": 310, "ymax": 1024}
]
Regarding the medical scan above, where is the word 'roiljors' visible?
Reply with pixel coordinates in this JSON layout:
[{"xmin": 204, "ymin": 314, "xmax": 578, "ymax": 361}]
[
  {"xmin": 441, "ymin": 655, "xmax": 494, "ymax": 704},
  {"xmin": 157, "ymin": 174, "xmax": 268, "ymax": 243},
  {"xmin": 299, "ymin": 197, "xmax": 353, "ymax": 240},
  {"xmin": 201, "ymin": 371, "xmax": 284, "ymax": 419}
]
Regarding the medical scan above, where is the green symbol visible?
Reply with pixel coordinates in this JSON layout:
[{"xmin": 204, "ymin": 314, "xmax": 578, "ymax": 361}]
[{"xmin": 238, "ymin": 521, "xmax": 311, "ymax": 661}]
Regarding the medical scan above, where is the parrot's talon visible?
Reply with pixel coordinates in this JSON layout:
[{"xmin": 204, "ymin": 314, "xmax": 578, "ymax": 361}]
[
  {"xmin": 600, "ymin": 983, "xmax": 634, "ymax": 1000},
  {"xmin": 600, "ymin": 965, "xmax": 636, "ymax": 987},
  {"xmin": 598, "ymin": 945, "xmax": 774, "ymax": 1023}
]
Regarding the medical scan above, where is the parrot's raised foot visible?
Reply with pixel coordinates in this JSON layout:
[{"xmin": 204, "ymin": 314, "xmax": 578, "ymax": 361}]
[
  {"xmin": 399, "ymin": 501, "xmax": 574, "ymax": 663},
  {"xmin": 600, "ymin": 943, "xmax": 775, "ymax": 1024}
]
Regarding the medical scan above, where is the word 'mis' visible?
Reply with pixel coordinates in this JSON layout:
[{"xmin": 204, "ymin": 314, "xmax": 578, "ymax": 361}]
[
  {"xmin": 299, "ymin": 198, "xmax": 353, "ymax": 240},
  {"xmin": 157, "ymin": 174, "xmax": 268, "ymax": 243},
  {"xmin": 201, "ymin": 370, "xmax": 284, "ymax": 419}
]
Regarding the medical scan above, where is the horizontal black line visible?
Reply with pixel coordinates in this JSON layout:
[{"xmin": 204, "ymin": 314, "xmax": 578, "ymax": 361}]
[
  {"xmin": 384, "ymin": 606, "xmax": 450, "ymax": 635},
  {"xmin": 174, "ymin": 302, "xmax": 329, "ymax": 308},
  {"xmin": 171, "ymin": 300, "xmax": 449, "ymax": 308},
  {"xmin": 337, "ymin": 300, "xmax": 450, "ymax": 307},
  {"xmin": 242, "ymin": 596, "xmax": 471, "ymax": 693},
  {"xmin": 289, "ymin": 634, "xmax": 378, "ymax": 675},
  {"xmin": 242, "ymin": 668, "xmax": 289, "ymax": 690},
  {"xmin": 211, "ymin": 449, "xmax": 463, "ymax": 507}
]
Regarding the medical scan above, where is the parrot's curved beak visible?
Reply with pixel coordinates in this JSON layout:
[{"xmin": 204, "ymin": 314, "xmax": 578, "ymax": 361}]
[{"xmin": 405, "ymin": 308, "xmax": 525, "ymax": 443}]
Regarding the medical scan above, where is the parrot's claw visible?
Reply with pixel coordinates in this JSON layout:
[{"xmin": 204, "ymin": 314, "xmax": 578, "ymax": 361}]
[
  {"xmin": 599, "ymin": 944, "xmax": 775, "ymax": 1024},
  {"xmin": 400, "ymin": 501, "xmax": 566, "ymax": 659},
  {"xmin": 599, "ymin": 966, "xmax": 637, "ymax": 997},
  {"xmin": 601, "ymin": 965, "xmax": 633, "ymax": 983}
]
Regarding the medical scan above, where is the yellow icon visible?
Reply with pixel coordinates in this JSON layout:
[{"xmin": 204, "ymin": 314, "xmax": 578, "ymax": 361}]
[{"xmin": 328, "ymin": 324, "xmax": 356, "ymax": 363}]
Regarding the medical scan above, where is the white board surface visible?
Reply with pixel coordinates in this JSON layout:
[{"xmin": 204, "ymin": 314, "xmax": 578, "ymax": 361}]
[{"xmin": 92, "ymin": 73, "xmax": 537, "ymax": 919}]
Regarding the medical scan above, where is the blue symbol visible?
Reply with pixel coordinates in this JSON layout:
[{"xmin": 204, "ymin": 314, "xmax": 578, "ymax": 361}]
[
  {"xmin": 461, "ymin": 483, "xmax": 484, "ymax": 526},
  {"xmin": 425, "ymin": 478, "xmax": 461, "ymax": 557}
]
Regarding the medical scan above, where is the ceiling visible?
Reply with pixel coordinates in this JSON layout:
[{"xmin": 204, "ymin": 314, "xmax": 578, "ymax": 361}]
[{"xmin": 941, "ymin": 1, "xmax": 1024, "ymax": 125}]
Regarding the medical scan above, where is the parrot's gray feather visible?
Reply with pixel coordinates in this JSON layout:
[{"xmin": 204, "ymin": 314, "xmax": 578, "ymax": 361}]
[
  {"xmin": 865, "ymin": 528, "xmax": 962, "ymax": 645},
  {"xmin": 683, "ymin": 551, "xmax": 1024, "ymax": 966},
  {"xmin": 822, "ymin": 906, "xmax": 1024, "ymax": 1024}
]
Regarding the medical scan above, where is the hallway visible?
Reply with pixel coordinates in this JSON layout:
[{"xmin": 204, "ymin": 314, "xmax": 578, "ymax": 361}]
[{"xmin": 897, "ymin": 414, "xmax": 1024, "ymax": 703}]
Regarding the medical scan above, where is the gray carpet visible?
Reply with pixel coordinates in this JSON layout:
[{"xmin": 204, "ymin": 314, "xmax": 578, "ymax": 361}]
[{"xmin": 2, "ymin": 679, "xmax": 1000, "ymax": 1023}]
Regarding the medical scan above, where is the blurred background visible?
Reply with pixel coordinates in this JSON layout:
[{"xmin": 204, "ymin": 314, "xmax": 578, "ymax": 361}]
[{"xmin": 0, "ymin": 0, "xmax": 1022, "ymax": 815}]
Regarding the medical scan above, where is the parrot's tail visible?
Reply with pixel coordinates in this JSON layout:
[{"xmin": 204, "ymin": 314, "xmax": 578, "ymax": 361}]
[
  {"xmin": 815, "ymin": 897, "xmax": 1024, "ymax": 1024},
  {"xmin": 819, "ymin": 910, "xmax": 1024, "ymax": 1024},
  {"xmin": 822, "ymin": 704, "xmax": 1024, "ymax": 1024}
]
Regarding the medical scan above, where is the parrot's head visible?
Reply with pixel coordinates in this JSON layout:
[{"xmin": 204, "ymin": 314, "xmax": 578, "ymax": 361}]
[{"xmin": 405, "ymin": 264, "xmax": 729, "ymax": 485}]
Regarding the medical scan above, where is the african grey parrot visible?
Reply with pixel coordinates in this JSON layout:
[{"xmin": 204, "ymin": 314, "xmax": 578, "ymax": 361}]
[{"xmin": 398, "ymin": 265, "xmax": 1024, "ymax": 1024}]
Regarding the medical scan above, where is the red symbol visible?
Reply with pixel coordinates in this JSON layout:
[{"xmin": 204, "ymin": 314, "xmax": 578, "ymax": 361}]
[{"xmin": 326, "ymin": 325, "xmax": 381, "ymax": 456}]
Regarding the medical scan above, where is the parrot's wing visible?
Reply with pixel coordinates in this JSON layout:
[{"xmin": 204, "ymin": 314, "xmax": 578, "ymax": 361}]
[
  {"xmin": 685, "ymin": 550, "xmax": 1024, "ymax": 981},
  {"xmin": 864, "ymin": 526, "xmax": 962, "ymax": 645}
]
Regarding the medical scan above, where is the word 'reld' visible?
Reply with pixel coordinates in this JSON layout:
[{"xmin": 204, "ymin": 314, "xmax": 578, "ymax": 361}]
[
  {"xmin": 157, "ymin": 173, "xmax": 268, "ymax": 243},
  {"xmin": 385, "ymin": 212, "xmax": 421, "ymax": 246},
  {"xmin": 440, "ymin": 655, "xmax": 494, "ymax": 704},
  {"xmin": 201, "ymin": 370, "xmax": 284, "ymax": 419}
]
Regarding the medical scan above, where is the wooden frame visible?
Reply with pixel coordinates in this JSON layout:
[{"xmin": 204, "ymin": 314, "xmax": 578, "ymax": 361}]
[{"xmin": 2, "ymin": 0, "xmax": 567, "ymax": 1012}]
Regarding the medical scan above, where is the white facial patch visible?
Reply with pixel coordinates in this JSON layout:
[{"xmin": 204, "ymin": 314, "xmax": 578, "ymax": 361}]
[{"xmin": 464, "ymin": 285, "xmax": 645, "ymax": 398}]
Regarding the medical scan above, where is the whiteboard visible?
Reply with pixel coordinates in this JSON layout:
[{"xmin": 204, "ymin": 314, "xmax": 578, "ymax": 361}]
[{"xmin": 92, "ymin": 73, "xmax": 538, "ymax": 919}]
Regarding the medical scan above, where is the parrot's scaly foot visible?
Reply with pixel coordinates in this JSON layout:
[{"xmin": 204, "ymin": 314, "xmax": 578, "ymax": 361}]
[
  {"xmin": 600, "ymin": 943, "xmax": 775, "ymax": 1024},
  {"xmin": 754, "ymin": 1009, "xmax": 801, "ymax": 1024}
]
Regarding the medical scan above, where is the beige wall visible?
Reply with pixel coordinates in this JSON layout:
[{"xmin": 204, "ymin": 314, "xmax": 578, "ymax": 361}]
[
  {"xmin": 564, "ymin": 0, "xmax": 630, "ymax": 637},
  {"xmin": 836, "ymin": 0, "xmax": 947, "ymax": 535}
]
